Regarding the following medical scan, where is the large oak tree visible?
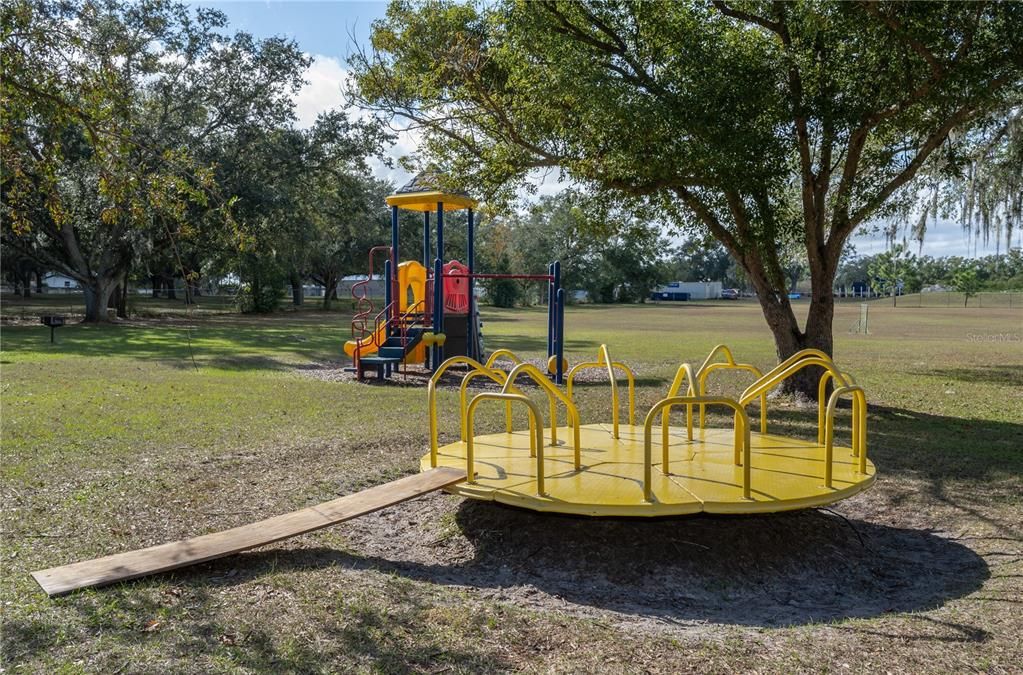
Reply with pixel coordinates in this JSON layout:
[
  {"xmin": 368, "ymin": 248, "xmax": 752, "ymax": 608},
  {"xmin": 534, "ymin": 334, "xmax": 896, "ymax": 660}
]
[{"xmin": 351, "ymin": 0, "xmax": 1023, "ymax": 395}]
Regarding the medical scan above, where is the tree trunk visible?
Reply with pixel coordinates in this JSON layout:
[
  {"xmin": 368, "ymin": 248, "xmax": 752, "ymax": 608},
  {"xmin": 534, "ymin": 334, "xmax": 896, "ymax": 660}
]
[
  {"xmin": 84, "ymin": 278, "xmax": 118, "ymax": 322},
  {"xmin": 115, "ymin": 266, "xmax": 129, "ymax": 318},
  {"xmin": 35, "ymin": 270, "xmax": 44, "ymax": 294},
  {"xmin": 321, "ymin": 272, "xmax": 338, "ymax": 310},
  {"xmin": 290, "ymin": 272, "xmax": 303, "ymax": 307},
  {"xmin": 744, "ymin": 247, "xmax": 837, "ymax": 401},
  {"xmin": 20, "ymin": 272, "xmax": 31, "ymax": 298},
  {"xmin": 165, "ymin": 275, "xmax": 177, "ymax": 300},
  {"xmin": 151, "ymin": 274, "xmax": 161, "ymax": 298}
]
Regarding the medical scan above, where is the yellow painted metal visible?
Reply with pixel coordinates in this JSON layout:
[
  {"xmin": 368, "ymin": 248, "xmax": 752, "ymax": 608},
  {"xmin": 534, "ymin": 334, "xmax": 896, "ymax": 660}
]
[
  {"xmin": 824, "ymin": 385, "xmax": 868, "ymax": 482},
  {"xmin": 459, "ymin": 368, "xmax": 517, "ymax": 440},
  {"xmin": 564, "ymin": 345, "xmax": 636, "ymax": 433},
  {"xmin": 429, "ymin": 356, "xmax": 501, "ymax": 466},
  {"xmin": 661, "ymin": 362, "xmax": 697, "ymax": 449},
  {"xmin": 485, "ymin": 349, "xmax": 523, "ymax": 369},
  {"xmin": 547, "ymin": 354, "xmax": 569, "ymax": 375},
  {"xmin": 500, "ymin": 362, "xmax": 582, "ymax": 470},
  {"xmin": 818, "ymin": 369, "xmax": 858, "ymax": 444},
  {"xmin": 643, "ymin": 396, "xmax": 751, "ymax": 502},
  {"xmin": 385, "ymin": 191, "xmax": 477, "ymax": 212},
  {"xmin": 695, "ymin": 343, "xmax": 738, "ymax": 375},
  {"xmin": 423, "ymin": 346, "xmax": 873, "ymax": 517},
  {"xmin": 465, "ymin": 393, "xmax": 546, "ymax": 494},
  {"xmin": 697, "ymin": 361, "xmax": 766, "ymax": 433},
  {"xmin": 422, "ymin": 423, "xmax": 875, "ymax": 517},
  {"xmin": 740, "ymin": 354, "xmax": 849, "ymax": 405}
]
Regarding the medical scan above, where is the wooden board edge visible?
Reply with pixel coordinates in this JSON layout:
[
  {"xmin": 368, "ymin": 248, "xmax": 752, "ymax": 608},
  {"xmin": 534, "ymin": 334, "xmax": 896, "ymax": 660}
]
[{"xmin": 30, "ymin": 467, "xmax": 467, "ymax": 597}]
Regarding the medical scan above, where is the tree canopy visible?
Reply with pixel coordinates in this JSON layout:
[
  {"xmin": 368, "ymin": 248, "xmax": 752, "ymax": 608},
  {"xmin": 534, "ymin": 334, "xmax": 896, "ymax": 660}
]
[
  {"xmin": 2, "ymin": 0, "xmax": 388, "ymax": 319},
  {"xmin": 352, "ymin": 0, "xmax": 1023, "ymax": 393}
]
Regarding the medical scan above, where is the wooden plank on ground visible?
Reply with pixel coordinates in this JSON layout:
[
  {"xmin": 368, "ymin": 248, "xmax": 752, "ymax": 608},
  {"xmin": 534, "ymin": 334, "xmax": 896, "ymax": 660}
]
[{"xmin": 31, "ymin": 467, "xmax": 466, "ymax": 597}]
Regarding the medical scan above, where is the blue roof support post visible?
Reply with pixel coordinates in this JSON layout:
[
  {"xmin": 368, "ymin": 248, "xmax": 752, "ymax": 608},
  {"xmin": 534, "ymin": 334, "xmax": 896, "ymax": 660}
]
[
  {"xmin": 466, "ymin": 208, "xmax": 475, "ymax": 360},
  {"xmin": 390, "ymin": 205, "xmax": 399, "ymax": 328},
  {"xmin": 556, "ymin": 287, "xmax": 566, "ymax": 385},
  {"xmin": 423, "ymin": 211, "xmax": 431, "ymax": 272},
  {"xmin": 552, "ymin": 261, "xmax": 562, "ymax": 381},
  {"xmin": 436, "ymin": 202, "xmax": 444, "ymax": 263},
  {"xmin": 433, "ymin": 257, "xmax": 443, "ymax": 369},
  {"xmin": 435, "ymin": 202, "xmax": 445, "ymax": 366},
  {"xmin": 546, "ymin": 262, "xmax": 555, "ymax": 360},
  {"xmin": 423, "ymin": 210, "xmax": 432, "ymax": 369}
]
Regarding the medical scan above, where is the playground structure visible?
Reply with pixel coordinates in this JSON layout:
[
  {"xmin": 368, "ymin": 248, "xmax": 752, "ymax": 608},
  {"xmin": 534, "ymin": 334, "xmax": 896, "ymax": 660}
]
[
  {"xmin": 30, "ymin": 343, "xmax": 872, "ymax": 596},
  {"xmin": 424, "ymin": 345, "xmax": 874, "ymax": 516},
  {"xmin": 344, "ymin": 172, "xmax": 567, "ymax": 382}
]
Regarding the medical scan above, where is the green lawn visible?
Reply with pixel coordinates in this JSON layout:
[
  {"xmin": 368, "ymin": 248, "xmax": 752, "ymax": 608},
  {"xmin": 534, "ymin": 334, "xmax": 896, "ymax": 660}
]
[{"xmin": 2, "ymin": 298, "xmax": 1021, "ymax": 672}]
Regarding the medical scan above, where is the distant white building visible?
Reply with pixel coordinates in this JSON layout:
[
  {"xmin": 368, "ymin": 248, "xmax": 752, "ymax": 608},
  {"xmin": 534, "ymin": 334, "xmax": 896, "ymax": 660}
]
[
  {"xmin": 337, "ymin": 274, "xmax": 385, "ymax": 298},
  {"xmin": 650, "ymin": 281, "xmax": 723, "ymax": 301},
  {"xmin": 42, "ymin": 273, "xmax": 79, "ymax": 291}
]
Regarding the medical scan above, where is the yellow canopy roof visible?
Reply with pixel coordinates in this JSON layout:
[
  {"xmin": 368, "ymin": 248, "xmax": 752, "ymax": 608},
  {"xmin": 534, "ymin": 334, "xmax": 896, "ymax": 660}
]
[{"xmin": 385, "ymin": 190, "xmax": 477, "ymax": 212}]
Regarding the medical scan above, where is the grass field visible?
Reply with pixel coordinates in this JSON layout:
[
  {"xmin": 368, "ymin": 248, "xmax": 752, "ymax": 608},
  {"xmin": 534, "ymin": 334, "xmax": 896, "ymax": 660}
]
[{"xmin": 1, "ymin": 297, "xmax": 1021, "ymax": 673}]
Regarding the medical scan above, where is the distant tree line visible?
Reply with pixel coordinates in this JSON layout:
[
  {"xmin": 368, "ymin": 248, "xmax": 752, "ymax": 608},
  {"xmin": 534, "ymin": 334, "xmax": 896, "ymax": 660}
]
[
  {"xmin": 2, "ymin": 0, "xmax": 390, "ymax": 320},
  {"xmin": 838, "ymin": 246, "xmax": 1023, "ymax": 301}
]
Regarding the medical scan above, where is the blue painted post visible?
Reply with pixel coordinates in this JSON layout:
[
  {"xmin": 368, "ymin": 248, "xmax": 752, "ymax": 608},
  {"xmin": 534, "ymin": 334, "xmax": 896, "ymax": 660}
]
[
  {"xmin": 552, "ymin": 261, "xmax": 562, "ymax": 382},
  {"xmin": 546, "ymin": 262, "xmax": 555, "ymax": 361},
  {"xmin": 423, "ymin": 210, "xmax": 431, "ymax": 369},
  {"xmin": 390, "ymin": 205, "xmax": 400, "ymax": 329},
  {"xmin": 556, "ymin": 288, "xmax": 565, "ymax": 384},
  {"xmin": 433, "ymin": 257, "xmax": 443, "ymax": 368},
  {"xmin": 436, "ymin": 201, "xmax": 445, "ymax": 366},
  {"xmin": 436, "ymin": 202, "xmax": 444, "ymax": 261},
  {"xmin": 466, "ymin": 208, "xmax": 475, "ymax": 360},
  {"xmin": 423, "ymin": 211, "xmax": 431, "ymax": 271}
]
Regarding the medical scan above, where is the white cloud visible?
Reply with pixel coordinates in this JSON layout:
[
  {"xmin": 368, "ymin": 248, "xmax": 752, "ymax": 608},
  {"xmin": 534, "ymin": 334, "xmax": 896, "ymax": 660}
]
[
  {"xmin": 293, "ymin": 54, "xmax": 349, "ymax": 128},
  {"xmin": 293, "ymin": 54, "xmax": 420, "ymax": 188}
]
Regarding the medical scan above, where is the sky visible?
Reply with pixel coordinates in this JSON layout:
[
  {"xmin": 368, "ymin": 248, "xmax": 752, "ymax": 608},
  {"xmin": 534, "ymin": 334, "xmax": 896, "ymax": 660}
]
[{"xmin": 191, "ymin": 1, "xmax": 1006, "ymax": 259}]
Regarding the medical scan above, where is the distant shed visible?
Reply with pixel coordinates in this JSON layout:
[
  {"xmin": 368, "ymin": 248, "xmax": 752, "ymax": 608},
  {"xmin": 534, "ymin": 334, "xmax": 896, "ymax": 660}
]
[{"xmin": 650, "ymin": 281, "xmax": 722, "ymax": 301}]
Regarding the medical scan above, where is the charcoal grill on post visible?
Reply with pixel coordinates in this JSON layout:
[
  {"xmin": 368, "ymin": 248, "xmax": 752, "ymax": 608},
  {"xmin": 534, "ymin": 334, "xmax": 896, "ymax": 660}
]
[{"xmin": 40, "ymin": 315, "xmax": 65, "ymax": 343}]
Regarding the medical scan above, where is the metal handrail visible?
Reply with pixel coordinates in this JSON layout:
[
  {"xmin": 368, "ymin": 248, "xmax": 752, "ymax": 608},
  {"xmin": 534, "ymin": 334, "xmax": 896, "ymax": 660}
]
[
  {"xmin": 823, "ymin": 385, "xmax": 868, "ymax": 486},
  {"xmin": 459, "ymin": 368, "xmax": 521, "ymax": 440},
  {"xmin": 501, "ymin": 363, "xmax": 582, "ymax": 470},
  {"xmin": 660, "ymin": 362, "xmax": 698, "ymax": 449},
  {"xmin": 698, "ymin": 362, "xmax": 766, "ymax": 433},
  {"xmin": 485, "ymin": 349, "xmax": 523, "ymax": 369},
  {"xmin": 817, "ymin": 369, "xmax": 858, "ymax": 444},
  {"xmin": 739, "ymin": 353, "xmax": 849, "ymax": 406},
  {"xmin": 565, "ymin": 360, "xmax": 636, "ymax": 428},
  {"xmin": 352, "ymin": 301, "xmax": 395, "ymax": 373},
  {"xmin": 644, "ymin": 396, "xmax": 751, "ymax": 502},
  {"xmin": 428, "ymin": 356, "xmax": 505, "ymax": 466},
  {"xmin": 465, "ymin": 392, "xmax": 546, "ymax": 495},
  {"xmin": 740, "ymin": 349, "xmax": 833, "ymax": 400},
  {"xmin": 563, "ymin": 344, "xmax": 633, "ymax": 439},
  {"xmin": 695, "ymin": 343, "xmax": 739, "ymax": 376}
]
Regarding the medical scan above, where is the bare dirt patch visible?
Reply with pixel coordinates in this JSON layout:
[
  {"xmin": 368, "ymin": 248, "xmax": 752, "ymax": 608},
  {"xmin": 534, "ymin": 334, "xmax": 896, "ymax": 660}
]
[{"xmin": 207, "ymin": 491, "xmax": 988, "ymax": 635}]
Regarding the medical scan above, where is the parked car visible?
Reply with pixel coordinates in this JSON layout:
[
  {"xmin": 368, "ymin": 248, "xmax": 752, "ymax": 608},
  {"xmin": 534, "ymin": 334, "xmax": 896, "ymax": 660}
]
[{"xmin": 720, "ymin": 288, "xmax": 740, "ymax": 300}]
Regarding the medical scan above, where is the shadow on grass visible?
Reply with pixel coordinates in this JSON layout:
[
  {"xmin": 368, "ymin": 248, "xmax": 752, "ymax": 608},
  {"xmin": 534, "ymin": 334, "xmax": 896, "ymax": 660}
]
[
  {"xmin": 0, "ymin": 322, "xmax": 343, "ymax": 372},
  {"xmin": 919, "ymin": 365, "xmax": 1023, "ymax": 387}
]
